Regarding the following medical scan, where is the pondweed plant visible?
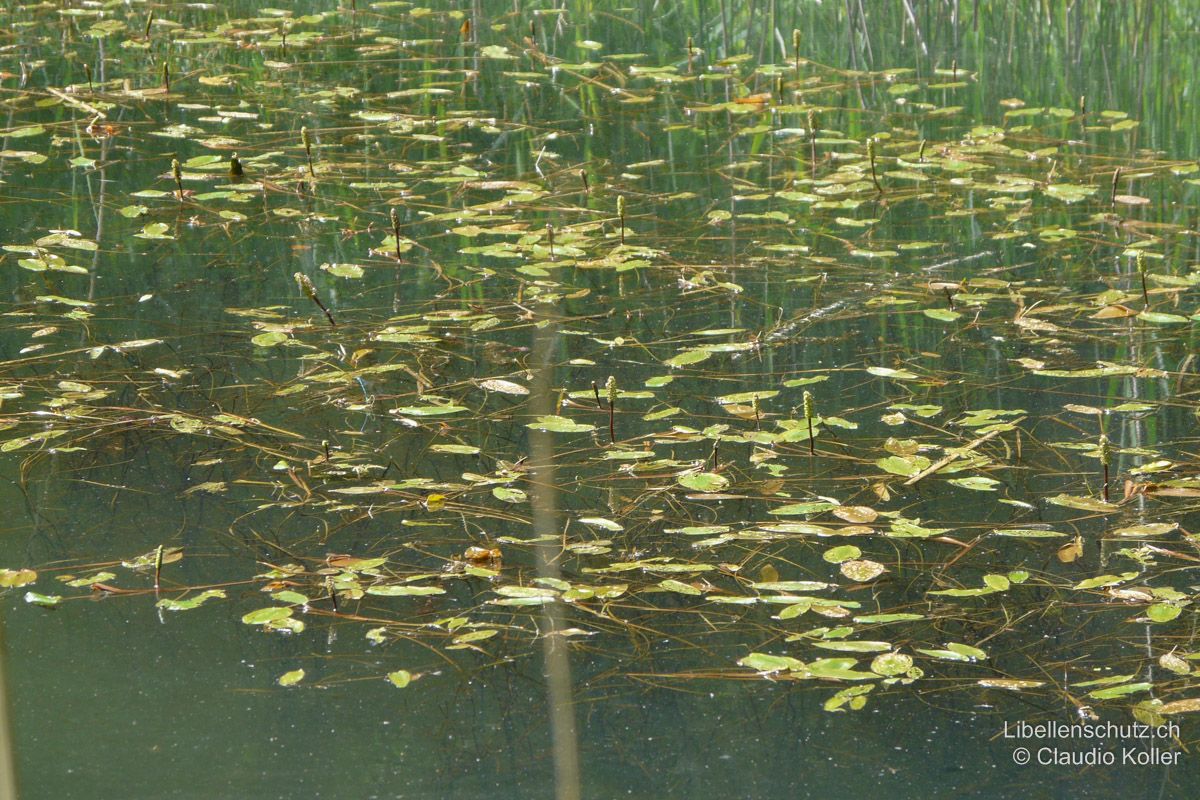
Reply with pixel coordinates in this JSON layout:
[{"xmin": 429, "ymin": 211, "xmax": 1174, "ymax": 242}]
[{"xmin": 0, "ymin": 0, "xmax": 1199, "ymax": 739}]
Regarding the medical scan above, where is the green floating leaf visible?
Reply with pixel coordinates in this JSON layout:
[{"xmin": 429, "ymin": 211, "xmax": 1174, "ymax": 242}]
[
  {"xmin": 365, "ymin": 585, "xmax": 446, "ymax": 597},
  {"xmin": 242, "ymin": 607, "xmax": 293, "ymax": 625},
  {"xmin": 156, "ymin": 589, "xmax": 226, "ymax": 611},
  {"xmin": 822, "ymin": 545, "xmax": 861, "ymax": 564},
  {"xmin": 134, "ymin": 222, "xmax": 174, "ymax": 240},
  {"xmin": 0, "ymin": 569, "xmax": 37, "ymax": 588},
  {"xmin": 676, "ymin": 472, "xmax": 729, "ymax": 493},
  {"xmin": 393, "ymin": 404, "xmax": 468, "ymax": 416},
  {"xmin": 24, "ymin": 592, "xmax": 61, "ymax": 608},
  {"xmin": 854, "ymin": 613, "xmax": 925, "ymax": 624},
  {"xmin": 1088, "ymin": 682, "xmax": 1152, "ymax": 700},
  {"xmin": 840, "ymin": 560, "xmax": 885, "ymax": 581},
  {"xmin": 1147, "ymin": 604, "xmax": 1182, "ymax": 623},
  {"xmin": 866, "ymin": 366, "xmax": 919, "ymax": 380},
  {"xmin": 770, "ymin": 501, "xmax": 836, "ymax": 516},
  {"xmin": 992, "ymin": 528, "xmax": 1069, "ymax": 538},
  {"xmin": 1074, "ymin": 572, "xmax": 1139, "ymax": 590},
  {"xmin": 251, "ymin": 332, "xmax": 289, "ymax": 347},
  {"xmin": 947, "ymin": 476, "xmax": 1000, "ymax": 491},
  {"xmin": 277, "ymin": 669, "xmax": 305, "ymax": 687},
  {"xmin": 320, "ymin": 263, "xmax": 365, "ymax": 279},
  {"xmin": 386, "ymin": 670, "xmax": 412, "ymax": 688},
  {"xmin": 871, "ymin": 652, "xmax": 914, "ymax": 676},
  {"xmin": 1047, "ymin": 494, "xmax": 1119, "ymax": 512},
  {"xmin": 812, "ymin": 640, "xmax": 891, "ymax": 653},
  {"xmin": 876, "ymin": 455, "xmax": 930, "ymax": 477},
  {"xmin": 738, "ymin": 653, "xmax": 805, "ymax": 673},
  {"xmin": 526, "ymin": 415, "xmax": 596, "ymax": 433},
  {"xmin": 492, "ymin": 486, "xmax": 527, "ymax": 503},
  {"xmin": 1137, "ymin": 311, "xmax": 1189, "ymax": 325},
  {"xmin": 659, "ymin": 579, "xmax": 702, "ymax": 595}
]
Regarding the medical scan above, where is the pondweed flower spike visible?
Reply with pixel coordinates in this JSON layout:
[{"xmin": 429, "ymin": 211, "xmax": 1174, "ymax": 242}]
[
  {"xmin": 1099, "ymin": 434, "xmax": 1112, "ymax": 502},
  {"xmin": 301, "ymin": 126, "xmax": 315, "ymax": 177},
  {"xmin": 687, "ymin": 36, "xmax": 694, "ymax": 74},
  {"xmin": 390, "ymin": 208, "xmax": 402, "ymax": 260},
  {"xmin": 616, "ymin": 195, "xmax": 626, "ymax": 244},
  {"xmin": 295, "ymin": 272, "xmax": 336, "ymax": 327},
  {"xmin": 793, "ymin": 29, "xmax": 801, "ymax": 74},
  {"xmin": 807, "ymin": 109, "xmax": 818, "ymax": 170},
  {"xmin": 1136, "ymin": 250, "xmax": 1149, "ymax": 307},
  {"xmin": 867, "ymin": 137, "xmax": 881, "ymax": 193},
  {"xmin": 803, "ymin": 390, "xmax": 815, "ymax": 456},
  {"xmin": 172, "ymin": 157, "xmax": 183, "ymax": 200},
  {"xmin": 162, "ymin": 61, "xmax": 169, "ymax": 92},
  {"xmin": 606, "ymin": 376, "xmax": 617, "ymax": 443},
  {"xmin": 153, "ymin": 544, "xmax": 164, "ymax": 589},
  {"xmin": 546, "ymin": 223, "xmax": 555, "ymax": 259},
  {"xmin": 752, "ymin": 394, "xmax": 761, "ymax": 430},
  {"xmin": 1111, "ymin": 167, "xmax": 1121, "ymax": 208},
  {"xmin": 326, "ymin": 575, "xmax": 339, "ymax": 613}
]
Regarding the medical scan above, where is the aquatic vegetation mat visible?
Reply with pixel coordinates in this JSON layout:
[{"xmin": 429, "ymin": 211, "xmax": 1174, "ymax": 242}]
[{"xmin": 3, "ymin": 1, "xmax": 1200, "ymax": 733}]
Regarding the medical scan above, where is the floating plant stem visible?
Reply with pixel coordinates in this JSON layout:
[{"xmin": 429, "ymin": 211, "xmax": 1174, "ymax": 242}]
[
  {"xmin": 390, "ymin": 208, "xmax": 402, "ymax": 260},
  {"xmin": 546, "ymin": 223, "xmax": 555, "ymax": 260},
  {"xmin": 605, "ymin": 376, "xmax": 617, "ymax": 443},
  {"xmin": 793, "ymin": 29, "xmax": 801, "ymax": 74},
  {"xmin": 580, "ymin": 170, "xmax": 589, "ymax": 196},
  {"xmin": 1098, "ymin": 434, "xmax": 1112, "ymax": 502},
  {"xmin": 295, "ymin": 272, "xmax": 336, "ymax": 327},
  {"xmin": 803, "ymin": 391, "xmax": 815, "ymax": 456},
  {"xmin": 171, "ymin": 157, "xmax": 183, "ymax": 200},
  {"xmin": 144, "ymin": 11, "xmax": 154, "ymax": 40},
  {"xmin": 161, "ymin": 61, "xmax": 169, "ymax": 92},
  {"xmin": 1136, "ymin": 250, "xmax": 1149, "ymax": 307},
  {"xmin": 867, "ymin": 137, "xmax": 881, "ymax": 192},
  {"xmin": 83, "ymin": 62, "xmax": 92, "ymax": 92},
  {"xmin": 687, "ymin": 36, "xmax": 694, "ymax": 74},
  {"xmin": 1111, "ymin": 167, "xmax": 1121, "ymax": 208},
  {"xmin": 752, "ymin": 394, "xmax": 761, "ymax": 430},
  {"xmin": 591, "ymin": 381, "xmax": 601, "ymax": 409},
  {"xmin": 917, "ymin": 139, "xmax": 927, "ymax": 162},
  {"xmin": 301, "ymin": 126, "xmax": 315, "ymax": 178},
  {"xmin": 616, "ymin": 195, "xmax": 626, "ymax": 245}
]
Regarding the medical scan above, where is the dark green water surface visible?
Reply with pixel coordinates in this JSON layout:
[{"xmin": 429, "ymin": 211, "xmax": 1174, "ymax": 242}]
[{"xmin": 2, "ymin": 2, "xmax": 1200, "ymax": 798}]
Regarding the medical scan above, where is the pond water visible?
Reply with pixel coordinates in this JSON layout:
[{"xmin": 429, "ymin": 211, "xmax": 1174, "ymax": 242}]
[{"xmin": 2, "ymin": 2, "xmax": 1200, "ymax": 797}]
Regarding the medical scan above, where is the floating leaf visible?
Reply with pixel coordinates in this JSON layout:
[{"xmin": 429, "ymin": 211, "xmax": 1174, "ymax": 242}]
[
  {"xmin": 242, "ymin": 607, "xmax": 293, "ymax": 625},
  {"xmin": 365, "ymin": 585, "xmax": 446, "ymax": 597},
  {"xmin": 676, "ymin": 472, "xmax": 729, "ymax": 492},
  {"xmin": 526, "ymin": 416, "xmax": 596, "ymax": 433},
  {"xmin": 277, "ymin": 669, "xmax": 305, "ymax": 687},
  {"xmin": 840, "ymin": 560, "xmax": 885, "ymax": 581}
]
